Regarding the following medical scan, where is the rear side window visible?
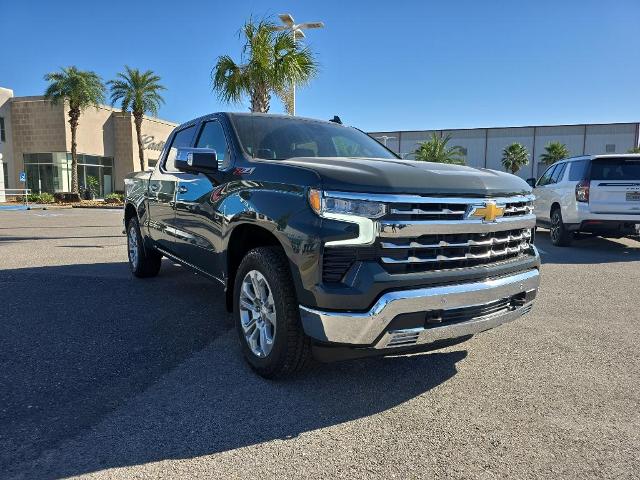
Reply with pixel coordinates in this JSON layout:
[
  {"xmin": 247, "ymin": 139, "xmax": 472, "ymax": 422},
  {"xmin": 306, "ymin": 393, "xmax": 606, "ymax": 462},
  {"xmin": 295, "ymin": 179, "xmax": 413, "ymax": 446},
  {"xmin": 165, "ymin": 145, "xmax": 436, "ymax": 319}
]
[
  {"xmin": 164, "ymin": 125, "xmax": 196, "ymax": 172},
  {"xmin": 590, "ymin": 158, "xmax": 640, "ymax": 180},
  {"xmin": 568, "ymin": 160, "xmax": 589, "ymax": 181},
  {"xmin": 550, "ymin": 163, "xmax": 567, "ymax": 183}
]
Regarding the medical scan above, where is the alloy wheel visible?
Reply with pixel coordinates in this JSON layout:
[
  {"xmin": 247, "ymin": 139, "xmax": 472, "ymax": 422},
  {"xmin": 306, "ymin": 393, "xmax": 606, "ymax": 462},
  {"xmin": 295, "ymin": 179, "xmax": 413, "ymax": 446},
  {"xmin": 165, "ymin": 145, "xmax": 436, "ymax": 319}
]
[{"xmin": 239, "ymin": 270, "xmax": 277, "ymax": 358}]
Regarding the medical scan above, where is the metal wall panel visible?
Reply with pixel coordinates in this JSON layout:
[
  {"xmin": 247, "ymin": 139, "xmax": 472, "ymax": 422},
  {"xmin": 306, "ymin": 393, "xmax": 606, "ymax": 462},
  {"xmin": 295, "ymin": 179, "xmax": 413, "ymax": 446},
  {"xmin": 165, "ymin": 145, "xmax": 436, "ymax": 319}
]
[
  {"xmin": 398, "ymin": 130, "xmax": 437, "ymax": 157},
  {"xmin": 533, "ymin": 125, "xmax": 585, "ymax": 178},
  {"xmin": 443, "ymin": 129, "xmax": 487, "ymax": 169},
  {"xmin": 486, "ymin": 127, "xmax": 535, "ymax": 179},
  {"xmin": 584, "ymin": 124, "xmax": 636, "ymax": 156}
]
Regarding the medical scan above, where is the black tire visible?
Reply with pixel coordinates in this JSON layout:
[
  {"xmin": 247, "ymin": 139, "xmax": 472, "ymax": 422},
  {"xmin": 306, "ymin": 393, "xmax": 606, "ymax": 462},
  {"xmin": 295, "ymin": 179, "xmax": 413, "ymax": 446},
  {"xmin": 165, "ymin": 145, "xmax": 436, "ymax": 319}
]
[
  {"xmin": 126, "ymin": 216, "xmax": 162, "ymax": 277},
  {"xmin": 549, "ymin": 207, "xmax": 573, "ymax": 247},
  {"xmin": 233, "ymin": 246, "xmax": 311, "ymax": 379}
]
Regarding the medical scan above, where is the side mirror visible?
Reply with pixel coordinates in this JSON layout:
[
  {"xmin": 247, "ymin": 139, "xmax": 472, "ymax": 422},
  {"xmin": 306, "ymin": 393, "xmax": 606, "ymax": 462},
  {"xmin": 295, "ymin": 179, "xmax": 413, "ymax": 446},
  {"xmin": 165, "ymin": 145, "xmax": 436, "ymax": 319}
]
[
  {"xmin": 526, "ymin": 177, "xmax": 536, "ymax": 188},
  {"xmin": 175, "ymin": 148, "xmax": 218, "ymax": 173}
]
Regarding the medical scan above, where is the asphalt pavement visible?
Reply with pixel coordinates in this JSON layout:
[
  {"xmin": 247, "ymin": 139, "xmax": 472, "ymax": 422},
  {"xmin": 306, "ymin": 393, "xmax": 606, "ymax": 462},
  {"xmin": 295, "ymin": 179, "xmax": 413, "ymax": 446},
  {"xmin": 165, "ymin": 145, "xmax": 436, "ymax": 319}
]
[{"xmin": 1, "ymin": 208, "xmax": 639, "ymax": 479}]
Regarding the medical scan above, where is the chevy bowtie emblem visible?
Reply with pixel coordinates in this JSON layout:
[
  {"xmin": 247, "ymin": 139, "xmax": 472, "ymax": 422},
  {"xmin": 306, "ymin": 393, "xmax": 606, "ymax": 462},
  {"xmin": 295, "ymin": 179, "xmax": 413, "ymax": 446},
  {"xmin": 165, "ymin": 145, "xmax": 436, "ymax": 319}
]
[{"xmin": 468, "ymin": 201, "xmax": 505, "ymax": 222}]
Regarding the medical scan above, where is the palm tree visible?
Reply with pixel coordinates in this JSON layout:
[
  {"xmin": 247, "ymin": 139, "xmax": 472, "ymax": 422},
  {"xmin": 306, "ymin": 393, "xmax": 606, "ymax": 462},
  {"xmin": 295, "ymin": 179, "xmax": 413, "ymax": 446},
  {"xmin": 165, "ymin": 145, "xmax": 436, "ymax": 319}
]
[
  {"xmin": 540, "ymin": 141, "xmax": 570, "ymax": 165},
  {"xmin": 212, "ymin": 18, "xmax": 318, "ymax": 113},
  {"xmin": 44, "ymin": 66, "xmax": 105, "ymax": 194},
  {"xmin": 108, "ymin": 67, "xmax": 166, "ymax": 171},
  {"xmin": 414, "ymin": 133, "xmax": 466, "ymax": 165},
  {"xmin": 501, "ymin": 143, "xmax": 529, "ymax": 174}
]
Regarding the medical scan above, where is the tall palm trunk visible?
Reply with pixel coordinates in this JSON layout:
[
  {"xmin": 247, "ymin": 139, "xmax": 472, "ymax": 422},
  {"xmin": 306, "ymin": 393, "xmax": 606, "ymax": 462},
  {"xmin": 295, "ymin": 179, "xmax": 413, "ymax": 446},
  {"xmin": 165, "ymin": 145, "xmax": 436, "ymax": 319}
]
[
  {"xmin": 133, "ymin": 112, "xmax": 145, "ymax": 171},
  {"xmin": 68, "ymin": 107, "xmax": 81, "ymax": 194},
  {"xmin": 250, "ymin": 83, "xmax": 270, "ymax": 113}
]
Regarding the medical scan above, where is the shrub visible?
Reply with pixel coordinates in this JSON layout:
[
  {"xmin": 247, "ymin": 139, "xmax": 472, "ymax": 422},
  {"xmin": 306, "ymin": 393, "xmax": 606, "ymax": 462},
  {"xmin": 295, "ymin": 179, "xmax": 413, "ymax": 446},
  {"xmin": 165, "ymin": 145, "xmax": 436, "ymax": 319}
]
[
  {"xmin": 39, "ymin": 192, "xmax": 55, "ymax": 203},
  {"xmin": 53, "ymin": 192, "xmax": 82, "ymax": 203},
  {"xmin": 104, "ymin": 192, "xmax": 124, "ymax": 204}
]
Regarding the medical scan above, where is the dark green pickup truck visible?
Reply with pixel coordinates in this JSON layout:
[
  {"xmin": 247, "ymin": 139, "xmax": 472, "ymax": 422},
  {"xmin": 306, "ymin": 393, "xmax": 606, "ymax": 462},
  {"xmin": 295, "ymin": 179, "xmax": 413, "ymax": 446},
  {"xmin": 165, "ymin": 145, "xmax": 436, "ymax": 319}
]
[{"xmin": 124, "ymin": 112, "xmax": 540, "ymax": 378}]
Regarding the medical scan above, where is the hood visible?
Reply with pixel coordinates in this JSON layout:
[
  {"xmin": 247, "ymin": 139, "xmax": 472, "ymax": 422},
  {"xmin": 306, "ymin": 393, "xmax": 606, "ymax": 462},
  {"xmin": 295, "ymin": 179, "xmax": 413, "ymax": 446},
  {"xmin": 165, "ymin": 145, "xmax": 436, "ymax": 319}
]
[{"xmin": 280, "ymin": 157, "xmax": 532, "ymax": 196}]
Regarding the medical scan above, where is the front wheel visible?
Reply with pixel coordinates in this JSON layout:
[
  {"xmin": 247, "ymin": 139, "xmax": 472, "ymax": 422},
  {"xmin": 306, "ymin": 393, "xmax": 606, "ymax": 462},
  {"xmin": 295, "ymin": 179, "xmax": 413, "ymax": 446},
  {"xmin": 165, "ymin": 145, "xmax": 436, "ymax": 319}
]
[
  {"xmin": 233, "ymin": 247, "xmax": 311, "ymax": 379},
  {"xmin": 550, "ymin": 208, "xmax": 573, "ymax": 247},
  {"xmin": 127, "ymin": 217, "xmax": 162, "ymax": 277}
]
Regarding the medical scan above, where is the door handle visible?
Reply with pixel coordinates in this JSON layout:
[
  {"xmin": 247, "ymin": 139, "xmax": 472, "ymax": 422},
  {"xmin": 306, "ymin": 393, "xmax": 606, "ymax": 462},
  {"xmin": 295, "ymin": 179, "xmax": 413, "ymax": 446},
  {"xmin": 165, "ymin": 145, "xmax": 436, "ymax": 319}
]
[
  {"xmin": 150, "ymin": 184, "xmax": 159, "ymax": 191},
  {"xmin": 178, "ymin": 186, "xmax": 188, "ymax": 194}
]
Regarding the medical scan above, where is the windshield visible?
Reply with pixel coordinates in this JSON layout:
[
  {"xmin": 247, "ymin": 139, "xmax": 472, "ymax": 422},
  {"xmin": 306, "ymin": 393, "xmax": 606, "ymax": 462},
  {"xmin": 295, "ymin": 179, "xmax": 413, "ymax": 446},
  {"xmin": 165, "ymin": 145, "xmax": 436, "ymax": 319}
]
[
  {"xmin": 590, "ymin": 158, "xmax": 640, "ymax": 180},
  {"xmin": 231, "ymin": 115, "xmax": 397, "ymax": 160}
]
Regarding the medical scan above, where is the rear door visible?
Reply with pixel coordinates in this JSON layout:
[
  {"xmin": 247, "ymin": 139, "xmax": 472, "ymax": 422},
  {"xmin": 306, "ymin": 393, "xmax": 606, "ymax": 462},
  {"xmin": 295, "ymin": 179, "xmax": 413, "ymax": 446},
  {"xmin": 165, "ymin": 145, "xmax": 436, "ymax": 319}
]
[
  {"xmin": 588, "ymin": 157, "xmax": 640, "ymax": 214},
  {"xmin": 147, "ymin": 124, "xmax": 197, "ymax": 253}
]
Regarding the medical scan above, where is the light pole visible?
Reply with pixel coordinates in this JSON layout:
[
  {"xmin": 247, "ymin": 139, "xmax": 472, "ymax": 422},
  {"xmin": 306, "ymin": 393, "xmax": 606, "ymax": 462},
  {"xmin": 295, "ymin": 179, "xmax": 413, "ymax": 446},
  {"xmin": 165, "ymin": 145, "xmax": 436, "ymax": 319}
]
[
  {"xmin": 275, "ymin": 13, "xmax": 324, "ymax": 116},
  {"xmin": 375, "ymin": 135, "xmax": 396, "ymax": 147}
]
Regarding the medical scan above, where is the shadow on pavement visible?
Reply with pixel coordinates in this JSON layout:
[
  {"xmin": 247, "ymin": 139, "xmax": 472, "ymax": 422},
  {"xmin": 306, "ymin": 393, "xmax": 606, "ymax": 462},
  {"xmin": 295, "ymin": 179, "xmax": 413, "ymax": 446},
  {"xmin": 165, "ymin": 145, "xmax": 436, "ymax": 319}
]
[
  {"xmin": 535, "ymin": 228, "xmax": 640, "ymax": 265},
  {"xmin": 1, "ymin": 261, "xmax": 466, "ymax": 479}
]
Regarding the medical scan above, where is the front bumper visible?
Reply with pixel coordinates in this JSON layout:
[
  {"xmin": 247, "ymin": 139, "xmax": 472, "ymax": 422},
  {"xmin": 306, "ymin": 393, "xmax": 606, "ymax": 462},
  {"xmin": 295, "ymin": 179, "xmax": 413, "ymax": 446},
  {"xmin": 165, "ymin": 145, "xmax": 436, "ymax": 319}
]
[{"xmin": 299, "ymin": 268, "xmax": 540, "ymax": 349}]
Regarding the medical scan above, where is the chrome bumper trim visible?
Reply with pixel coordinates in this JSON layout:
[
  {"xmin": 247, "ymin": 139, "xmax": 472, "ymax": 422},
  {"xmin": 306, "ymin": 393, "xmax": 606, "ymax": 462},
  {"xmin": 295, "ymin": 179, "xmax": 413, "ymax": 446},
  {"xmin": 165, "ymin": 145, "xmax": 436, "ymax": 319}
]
[{"xmin": 299, "ymin": 269, "xmax": 539, "ymax": 345}]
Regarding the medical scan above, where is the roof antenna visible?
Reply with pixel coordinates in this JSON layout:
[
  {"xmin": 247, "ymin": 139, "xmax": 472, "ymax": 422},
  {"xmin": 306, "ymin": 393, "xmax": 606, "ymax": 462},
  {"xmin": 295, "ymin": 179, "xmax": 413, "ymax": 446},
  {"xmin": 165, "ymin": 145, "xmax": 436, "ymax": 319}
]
[{"xmin": 329, "ymin": 115, "xmax": 342, "ymax": 124}]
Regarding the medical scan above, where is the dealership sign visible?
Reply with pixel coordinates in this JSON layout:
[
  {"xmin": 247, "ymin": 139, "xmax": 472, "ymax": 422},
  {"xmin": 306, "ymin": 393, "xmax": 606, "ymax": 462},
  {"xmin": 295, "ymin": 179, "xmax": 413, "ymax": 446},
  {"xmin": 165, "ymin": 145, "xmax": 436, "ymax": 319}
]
[{"xmin": 141, "ymin": 135, "xmax": 166, "ymax": 152}]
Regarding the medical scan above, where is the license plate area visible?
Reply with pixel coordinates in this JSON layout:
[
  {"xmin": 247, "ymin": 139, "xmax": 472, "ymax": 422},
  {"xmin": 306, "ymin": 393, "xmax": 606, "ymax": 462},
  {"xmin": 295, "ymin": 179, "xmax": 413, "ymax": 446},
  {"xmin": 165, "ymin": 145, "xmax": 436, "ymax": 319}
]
[{"xmin": 626, "ymin": 192, "xmax": 640, "ymax": 201}]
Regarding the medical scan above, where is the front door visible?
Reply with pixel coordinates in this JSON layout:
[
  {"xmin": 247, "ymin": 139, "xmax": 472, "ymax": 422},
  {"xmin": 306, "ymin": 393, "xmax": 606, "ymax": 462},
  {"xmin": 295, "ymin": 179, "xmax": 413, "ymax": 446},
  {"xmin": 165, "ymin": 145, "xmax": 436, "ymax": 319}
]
[
  {"xmin": 173, "ymin": 120, "xmax": 232, "ymax": 278},
  {"xmin": 533, "ymin": 164, "xmax": 558, "ymax": 223},
  {"xmin": 147, "ymin": 124, "xmax": 197, "ymax": 253}
]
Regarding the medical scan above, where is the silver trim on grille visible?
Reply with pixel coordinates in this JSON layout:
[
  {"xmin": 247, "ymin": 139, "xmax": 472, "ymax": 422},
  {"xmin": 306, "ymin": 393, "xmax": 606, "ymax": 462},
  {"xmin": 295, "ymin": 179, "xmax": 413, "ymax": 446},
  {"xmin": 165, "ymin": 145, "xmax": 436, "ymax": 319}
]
[
  {"xmin": 389, "ymin": 207, "xmax": 467, "ymax": 216},
  {"xmin": 380, "ymin": 230, "xmax": 531, "ymax": 249},
  {"xmin": 381, "ymin": 242, "xmax": 530, "ymax": 264},
  {"xmin": 379, "ymin": 214, "xmax": 536, "ymax": 237}
]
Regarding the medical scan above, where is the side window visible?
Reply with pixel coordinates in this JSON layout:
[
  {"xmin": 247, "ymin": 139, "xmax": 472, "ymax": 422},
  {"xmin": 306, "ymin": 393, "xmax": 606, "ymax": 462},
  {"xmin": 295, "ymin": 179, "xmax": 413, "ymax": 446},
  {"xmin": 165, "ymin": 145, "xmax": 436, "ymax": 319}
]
[
  {"xmin": 195, "ymin": 121, "xmax": 229, "ymax": 168},
  {"xmin": 550, "ymin": 163, "xmax": 567, "ymax": 184},
  {"xmin": 537, "ymin": 165, "xmax": 556, "ymax": 187},
  {"xmin": 164, "ymin": 125, "xmax": 196, "ymax": 172},
  {"xmin": 568, "ymin": 160, "xmax": 589, "ymax": 181}
]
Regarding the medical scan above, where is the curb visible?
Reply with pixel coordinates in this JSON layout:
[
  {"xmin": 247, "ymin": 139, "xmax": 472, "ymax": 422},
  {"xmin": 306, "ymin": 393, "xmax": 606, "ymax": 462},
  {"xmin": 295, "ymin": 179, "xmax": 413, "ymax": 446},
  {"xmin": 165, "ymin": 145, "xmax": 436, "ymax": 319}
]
[{"xmin": 71, "ymin": 205, "xmax": 124, "ymax": 210}]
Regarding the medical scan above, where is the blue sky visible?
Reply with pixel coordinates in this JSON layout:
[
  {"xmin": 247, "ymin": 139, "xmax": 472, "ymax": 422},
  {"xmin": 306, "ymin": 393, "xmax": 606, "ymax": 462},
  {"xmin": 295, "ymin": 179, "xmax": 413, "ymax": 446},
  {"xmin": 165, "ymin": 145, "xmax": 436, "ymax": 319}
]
[{"xmin": 1, "ymin": 0, "xmax": 639, "ymax": 131}]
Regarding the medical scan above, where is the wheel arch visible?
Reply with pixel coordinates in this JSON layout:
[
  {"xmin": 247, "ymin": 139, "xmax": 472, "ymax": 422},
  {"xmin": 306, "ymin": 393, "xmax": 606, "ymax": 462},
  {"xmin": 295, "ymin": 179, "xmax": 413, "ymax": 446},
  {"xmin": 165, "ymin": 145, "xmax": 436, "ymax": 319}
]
[{"xmin": 225, "ymin": 223, "xmax": 290, "ymax": 312}]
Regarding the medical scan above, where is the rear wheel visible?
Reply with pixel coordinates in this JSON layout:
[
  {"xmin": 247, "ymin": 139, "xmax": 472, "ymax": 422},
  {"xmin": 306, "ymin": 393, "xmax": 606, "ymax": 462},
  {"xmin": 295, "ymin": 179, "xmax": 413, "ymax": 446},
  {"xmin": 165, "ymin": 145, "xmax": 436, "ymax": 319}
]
[
  {"xmin": 550, "ymin": 208, "xmax": 573, "ymax": 247},
  {"xmin": 234, "ymin": 247, "xmax": 311, "ymax": 379},
  {"xmin": 127, "ymin": 217, "xmax": 162, "ymax": 277}
]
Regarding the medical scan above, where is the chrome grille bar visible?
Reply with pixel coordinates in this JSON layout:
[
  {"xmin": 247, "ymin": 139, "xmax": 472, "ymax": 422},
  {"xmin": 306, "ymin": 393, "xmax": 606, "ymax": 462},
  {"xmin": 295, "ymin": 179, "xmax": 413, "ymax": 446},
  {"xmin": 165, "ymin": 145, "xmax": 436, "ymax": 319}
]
[
  {"xmin": 379, "ymin": 214, "xmax": 536, "ymax": 237},
  {"xmin": 389, "ymin": 207, "xmax": 467, "ymax": 215},
  {"xmin": 380, "ymin": 230, "xmax": 531, "ymax": 249},
  {"xmin": 381, "ymin": 242, "xmax": 531, "ymax": 264}
]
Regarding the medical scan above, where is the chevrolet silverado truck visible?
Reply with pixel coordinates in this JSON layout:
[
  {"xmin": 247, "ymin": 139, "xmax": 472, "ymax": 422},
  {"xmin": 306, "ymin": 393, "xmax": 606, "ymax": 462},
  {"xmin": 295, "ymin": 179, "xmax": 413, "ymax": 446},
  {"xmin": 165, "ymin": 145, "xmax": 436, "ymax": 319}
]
[{"xmin": 124, "ymin": 113, "xmax": 540, "ymax": 378}]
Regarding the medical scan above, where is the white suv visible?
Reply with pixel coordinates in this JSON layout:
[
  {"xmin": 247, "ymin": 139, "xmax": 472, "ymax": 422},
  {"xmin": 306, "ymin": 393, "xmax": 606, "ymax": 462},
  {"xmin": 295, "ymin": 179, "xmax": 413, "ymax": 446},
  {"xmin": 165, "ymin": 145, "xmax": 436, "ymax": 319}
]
[{"xmin": 532, "ymin": 154, "xmax": 640, "ymax": 246}]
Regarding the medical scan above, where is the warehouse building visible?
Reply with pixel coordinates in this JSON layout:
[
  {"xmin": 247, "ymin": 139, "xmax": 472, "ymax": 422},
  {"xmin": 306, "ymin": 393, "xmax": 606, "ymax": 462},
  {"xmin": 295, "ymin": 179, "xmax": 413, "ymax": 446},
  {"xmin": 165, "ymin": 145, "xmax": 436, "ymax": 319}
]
[
  {"xmin": 0, "ymin": 86, "xmax": 177, "ymax": 197},
  {"xmin": 369, "ymin": 123, "xmax": 640, "ymax": 180}
]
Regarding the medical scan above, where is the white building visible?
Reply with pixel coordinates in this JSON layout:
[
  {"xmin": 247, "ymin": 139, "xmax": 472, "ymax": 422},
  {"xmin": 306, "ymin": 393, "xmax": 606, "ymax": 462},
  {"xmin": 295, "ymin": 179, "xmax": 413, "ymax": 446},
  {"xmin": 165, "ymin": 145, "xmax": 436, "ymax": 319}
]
[{"xmin": 369, "ymin": 123, "xmax": 640, "ymax": 180}]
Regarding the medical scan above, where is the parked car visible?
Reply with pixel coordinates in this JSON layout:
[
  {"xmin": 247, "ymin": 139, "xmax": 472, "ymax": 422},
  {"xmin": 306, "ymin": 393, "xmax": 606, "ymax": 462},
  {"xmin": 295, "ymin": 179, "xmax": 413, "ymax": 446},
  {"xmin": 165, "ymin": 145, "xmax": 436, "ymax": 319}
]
[
  {"xmin": 124, "ymin": 112, "xmax": 540, "ymax": 378},
  {"xmin": 531, "ymin": 154, "xmax": 640, "ymax": 246}
]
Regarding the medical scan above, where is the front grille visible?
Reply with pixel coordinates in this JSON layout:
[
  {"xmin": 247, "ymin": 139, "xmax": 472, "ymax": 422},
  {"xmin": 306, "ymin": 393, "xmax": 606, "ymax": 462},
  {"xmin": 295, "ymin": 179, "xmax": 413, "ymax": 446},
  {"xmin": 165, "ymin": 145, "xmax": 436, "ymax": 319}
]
[
  {"xmin": 321, "ymin": 193, "xmax": 536, "ymax": 282},
  {"xmin": 379, "ymin": 228, "xmax": 533, "ymax": 274},
  {"xmin": 377, "ymin": 194, "xmax": 536, "ymax": 275}
]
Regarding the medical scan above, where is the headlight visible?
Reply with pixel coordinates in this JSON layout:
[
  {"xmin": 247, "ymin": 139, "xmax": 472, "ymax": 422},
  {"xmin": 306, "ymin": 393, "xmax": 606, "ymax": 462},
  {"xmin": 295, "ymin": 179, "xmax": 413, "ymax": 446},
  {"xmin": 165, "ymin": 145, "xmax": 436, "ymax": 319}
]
[{"xmin": 308, "ymin": 189, "xmax": 386, "ymax": 219}]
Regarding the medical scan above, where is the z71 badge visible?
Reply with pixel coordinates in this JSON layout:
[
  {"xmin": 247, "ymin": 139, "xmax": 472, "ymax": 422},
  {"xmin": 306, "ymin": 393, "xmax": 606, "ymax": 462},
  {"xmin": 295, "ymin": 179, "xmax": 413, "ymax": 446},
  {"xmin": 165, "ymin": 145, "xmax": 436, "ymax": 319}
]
[{"xmin": 233, "ymin": 167, "xmax": 255, "ymax": 175}]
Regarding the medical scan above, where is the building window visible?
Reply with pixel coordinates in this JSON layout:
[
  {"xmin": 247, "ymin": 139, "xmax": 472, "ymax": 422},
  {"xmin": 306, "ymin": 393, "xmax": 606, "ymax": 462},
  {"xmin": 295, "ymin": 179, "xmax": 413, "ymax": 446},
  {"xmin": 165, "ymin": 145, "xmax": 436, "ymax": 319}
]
[
  {"xmin": 605, "ymin": 144, "xmax": 616, "ymax": 153},
  {"xmin": 0, "ymin": 117, "xmax": 5, "ymax": 142},
  {"xmin": 23, "ymin": 152, "xmax": 114, "ymax": 196}
]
